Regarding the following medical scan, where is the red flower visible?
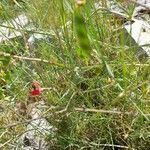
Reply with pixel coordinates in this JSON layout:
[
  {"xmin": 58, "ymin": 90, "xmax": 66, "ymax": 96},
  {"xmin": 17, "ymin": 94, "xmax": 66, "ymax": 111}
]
[{"xmin": 30, "ymin": 81, "xmax": 43, "ymax": 96}]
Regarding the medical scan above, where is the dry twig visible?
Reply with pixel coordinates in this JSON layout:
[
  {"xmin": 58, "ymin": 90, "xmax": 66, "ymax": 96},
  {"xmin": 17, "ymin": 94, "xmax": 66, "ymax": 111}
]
[{"xmin": 0, "ymin": 52, "xmax": 67, "ymax": 68}]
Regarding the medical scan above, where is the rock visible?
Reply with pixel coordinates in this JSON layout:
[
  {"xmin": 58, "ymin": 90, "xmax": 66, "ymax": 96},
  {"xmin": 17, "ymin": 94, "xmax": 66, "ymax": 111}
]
[
  {"xmin": 124, "ymin": 19, "xmax": 150, "ymax": 57},
  {"xmin": 130, "ymin": 0, "xmax": 150, "ymax": 57},
  {"xmin": 94, "ymin": 0, "xmax": 150, "ymax": 58},
  {"xmin": 13, "ymin": 101, "xmax": 56, "ymax": 150},
  {"xmin": 0, "ymin": 14, "xmax": 29, "ymax": 43},
  {"xmin": 27, "ymin": 33, "xmax": 51, "ymax": 52}
]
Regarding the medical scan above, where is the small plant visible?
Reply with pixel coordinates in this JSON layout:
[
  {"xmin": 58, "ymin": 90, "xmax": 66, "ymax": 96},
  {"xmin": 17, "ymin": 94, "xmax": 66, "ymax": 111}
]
[{"xmin": 0, "ymin": 0, "xmax": 149, "ymax": 149}]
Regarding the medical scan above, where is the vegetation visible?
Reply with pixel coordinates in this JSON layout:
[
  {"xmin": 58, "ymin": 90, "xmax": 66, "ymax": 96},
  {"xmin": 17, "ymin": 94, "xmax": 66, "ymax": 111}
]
[{"xmin": 0, "ymin": 0, "xmax": 150, "ymax": 149}]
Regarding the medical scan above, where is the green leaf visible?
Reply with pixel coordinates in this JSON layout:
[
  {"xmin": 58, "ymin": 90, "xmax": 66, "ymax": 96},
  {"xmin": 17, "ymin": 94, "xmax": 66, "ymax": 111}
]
[
  {"xmin": 74, "ymin": 6, "xmax": 91, "ymax": 61},
  {"xmin": 0, "ymin": 56, "xmax": 11, "ymax": 66},
  {"xmin": 5, "ymin": 71, "xmax": 11, "ymax": 81}
]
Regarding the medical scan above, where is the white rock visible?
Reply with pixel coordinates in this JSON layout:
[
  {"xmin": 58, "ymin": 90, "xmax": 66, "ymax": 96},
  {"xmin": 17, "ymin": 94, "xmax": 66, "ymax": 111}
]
[
  {"xmin": 0, "ymin": 14, "xmax": 29, "ymax": 43},
  {"xmin": 95, "ymin": 0, "xmax": 150, "ymax": 57},
  {"xmin": 12, "ymin": 101, "xmax": 56, "ymax": 150}
]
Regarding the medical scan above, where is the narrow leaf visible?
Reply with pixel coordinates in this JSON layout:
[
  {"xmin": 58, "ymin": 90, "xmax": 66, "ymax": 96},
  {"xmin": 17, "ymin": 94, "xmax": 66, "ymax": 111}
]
[{"xmin": 74, "ymin": 4, "xmax": 91, "ymax": 60}]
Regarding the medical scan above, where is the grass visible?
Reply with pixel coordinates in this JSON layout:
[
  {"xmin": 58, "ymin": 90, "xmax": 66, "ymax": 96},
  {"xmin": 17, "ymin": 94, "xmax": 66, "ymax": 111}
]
[{"xmin": 0, "ymin": 0, "xmax": 150, "ymax": 149}]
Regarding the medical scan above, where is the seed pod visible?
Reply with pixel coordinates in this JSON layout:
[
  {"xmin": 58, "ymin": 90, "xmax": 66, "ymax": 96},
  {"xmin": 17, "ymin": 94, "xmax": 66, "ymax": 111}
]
[{"xmin": 75, "ymin": 0, "xmax": 86, "ymax": 7}]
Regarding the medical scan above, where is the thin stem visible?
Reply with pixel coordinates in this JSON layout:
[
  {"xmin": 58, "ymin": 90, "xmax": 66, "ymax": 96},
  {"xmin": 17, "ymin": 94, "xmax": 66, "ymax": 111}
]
[
  {"xmin": 0, "ymin": 52, "xmax": 67, "ymax": 68},
  {"xmin": 1, "ymin": 52, "xmax": 149, "ymax": 68}
]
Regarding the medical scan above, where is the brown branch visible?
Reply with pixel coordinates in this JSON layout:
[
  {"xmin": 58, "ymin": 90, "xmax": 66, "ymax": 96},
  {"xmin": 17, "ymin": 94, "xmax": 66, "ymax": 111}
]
[
  {"xmin": 0, "ymin": 52, "xmax": 67, "ymax": 68},
  {"xmin": 3, "ymin": 106, "xmax": 150, "ymax": 129},
  {"xmin": 89, "ymin": 143, "xmax": 129, "ymax": 149},
  {"xmin": 1, "ymin": 52, "xmax": 149, "ymax": 69},
  {"xmin": 74, "ymin": 107, "xmax": 133, "ymax": 115},
  {"xmin": 56, "ymin": 106, "xmax": 150, "ymax": 117}
]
